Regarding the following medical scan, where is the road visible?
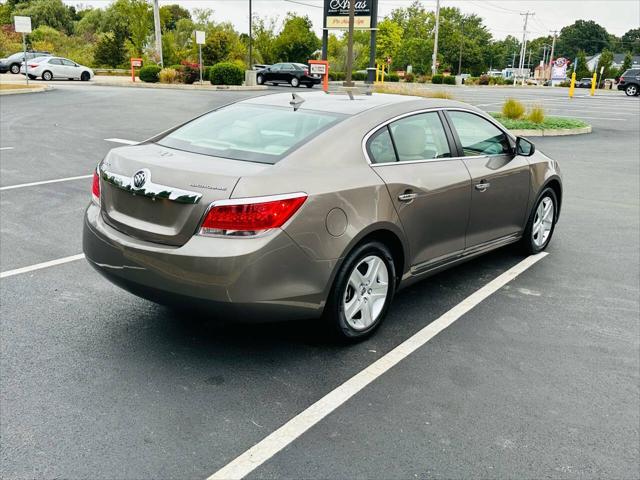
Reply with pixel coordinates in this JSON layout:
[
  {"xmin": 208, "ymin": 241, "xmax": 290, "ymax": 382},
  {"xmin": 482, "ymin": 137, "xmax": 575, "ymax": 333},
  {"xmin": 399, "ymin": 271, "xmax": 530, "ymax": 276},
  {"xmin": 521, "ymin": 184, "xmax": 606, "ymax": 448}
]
[{"xmin": 1, "ymin": 83, "xmax": 638, "ymax": 479}]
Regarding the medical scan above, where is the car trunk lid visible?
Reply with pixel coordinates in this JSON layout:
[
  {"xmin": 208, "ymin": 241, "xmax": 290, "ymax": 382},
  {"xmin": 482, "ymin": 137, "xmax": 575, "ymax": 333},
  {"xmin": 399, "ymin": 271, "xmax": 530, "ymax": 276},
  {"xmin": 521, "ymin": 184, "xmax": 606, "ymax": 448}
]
[{"xmin": 99, "ymin": 143, "xmax": 269, "ymax": 246}]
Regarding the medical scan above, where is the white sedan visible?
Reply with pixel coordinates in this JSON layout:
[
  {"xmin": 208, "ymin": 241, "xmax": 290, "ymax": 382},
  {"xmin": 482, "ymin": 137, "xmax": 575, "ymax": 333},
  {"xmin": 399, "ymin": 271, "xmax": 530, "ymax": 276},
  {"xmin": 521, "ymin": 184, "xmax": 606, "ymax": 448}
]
[{"xmin": 20, "ymin": 56, "xmax": 94, "ymax": 81}]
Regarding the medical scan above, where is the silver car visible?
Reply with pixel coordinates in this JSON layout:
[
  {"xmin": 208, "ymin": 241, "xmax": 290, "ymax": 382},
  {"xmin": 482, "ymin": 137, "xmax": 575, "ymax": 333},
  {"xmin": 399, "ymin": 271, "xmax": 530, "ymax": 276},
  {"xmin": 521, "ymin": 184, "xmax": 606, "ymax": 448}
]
[
  {"xmin": 83, "ymin": 92, "xmax": 562, "ymax": 339},
  {"xmin": 20, "ymin": 56, "xmax": 94, "ymax": 81}
]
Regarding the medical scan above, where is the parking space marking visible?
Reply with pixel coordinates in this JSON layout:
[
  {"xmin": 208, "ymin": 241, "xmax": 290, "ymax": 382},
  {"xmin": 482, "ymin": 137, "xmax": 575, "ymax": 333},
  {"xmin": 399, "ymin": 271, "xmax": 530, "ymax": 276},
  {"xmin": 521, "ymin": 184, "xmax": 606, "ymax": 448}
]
[
  {"xmin": 0, "ymin": 174, "xmax": 92, "ymax": 191},
  {"xmin": 0, "ymin": 147, "xmax": 14, "ymax": 151},
  {"xmin": 104, "ymin": 138, "xmax": 138, "ymax": 145},
  {"xmin": 208, "ymin": 252, "xmax": 549, "ymax": 480},
  {"xmin": 0, "ymin": 254, "xmax": 85, "ymax": 279}
]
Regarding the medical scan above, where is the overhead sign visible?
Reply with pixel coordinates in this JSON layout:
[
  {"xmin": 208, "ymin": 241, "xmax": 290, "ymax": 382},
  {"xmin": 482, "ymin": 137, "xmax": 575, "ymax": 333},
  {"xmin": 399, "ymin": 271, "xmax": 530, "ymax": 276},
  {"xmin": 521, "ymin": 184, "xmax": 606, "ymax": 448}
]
[
  {"xmin": 325, "ymin": 0, "xmax": 372, "ymax": 29},
  {"xmin": 14, "ymin": 16, "xmax": 31, "ymax": 33},
  {"xmin": 195, "ymin": 30, "xmax": 205, "ymax": 45}
]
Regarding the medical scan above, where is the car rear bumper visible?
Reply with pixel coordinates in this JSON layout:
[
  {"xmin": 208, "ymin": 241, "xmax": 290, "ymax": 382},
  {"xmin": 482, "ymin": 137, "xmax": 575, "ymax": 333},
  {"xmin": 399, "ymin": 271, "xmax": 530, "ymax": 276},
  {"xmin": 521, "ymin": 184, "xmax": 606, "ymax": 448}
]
[
  {"xmin": 303, "ymin": 76, "xmax": 322, "ymax": 85},
  {"xmin": 83, "ymin": 203, "xmax": 335, "ymax": 322}
]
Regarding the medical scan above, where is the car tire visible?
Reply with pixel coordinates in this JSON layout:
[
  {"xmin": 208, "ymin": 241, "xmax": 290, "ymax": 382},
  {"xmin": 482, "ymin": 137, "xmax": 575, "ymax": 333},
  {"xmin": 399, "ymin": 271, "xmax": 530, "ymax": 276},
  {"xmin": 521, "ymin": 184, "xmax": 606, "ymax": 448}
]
[
  {"xmin": 27, "ymin": 74, "xmax": 36, "ymax": 80},
  {"xmin": 324, "ymin": 241, "xmax": 396, "ymax": 341},
  {"xmin": 521, "ymin": 187, "xmax": 558, "ymax": 254},
  {"xmin": 42, "ymin": 70, "xmax": 53, "ymax": 81},
  {"xmin": 81, "ymin": 71, "xmax": 90, "ymax": 81},
  {"xmin": 256, "ymin": 74, "xmax": 264, "ymax": 85},
  {"xmin": 290, "ymin": 77, "xmax": 300, "ymax": 88},
  {"xmin": 625, "ymin": 84, "xmax": 638, "ymax": 96},
  {"xmin": 10, "ymin": 63, "xmax": 20, "ymax": 74}
]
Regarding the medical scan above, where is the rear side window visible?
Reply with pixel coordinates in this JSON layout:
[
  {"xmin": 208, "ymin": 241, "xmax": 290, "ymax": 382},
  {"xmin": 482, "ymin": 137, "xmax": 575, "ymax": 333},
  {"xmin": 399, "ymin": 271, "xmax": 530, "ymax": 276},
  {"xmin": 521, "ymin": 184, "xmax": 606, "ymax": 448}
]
[
  {"xmin": 447, "ymin": 111, "xmax": 511, "ymax": 156},
  {"xmin": 624, "ymin": 69, "xmax": 639, "ymax": 76},
  {"xmin": 157, "ymin": 104, "xmax": 344, "ymax": 164},
  {"xmin": 368, "ymin": 128, "xmax": 397, "ymax": 164}
]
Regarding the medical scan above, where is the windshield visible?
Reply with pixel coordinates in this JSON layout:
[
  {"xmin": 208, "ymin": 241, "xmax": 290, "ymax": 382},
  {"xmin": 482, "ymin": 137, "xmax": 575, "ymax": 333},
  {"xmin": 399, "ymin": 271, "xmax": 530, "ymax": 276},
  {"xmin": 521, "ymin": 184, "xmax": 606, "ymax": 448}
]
[{"xmin": 157, "ymin": 104, "xmax": 344, "ymax": 164}]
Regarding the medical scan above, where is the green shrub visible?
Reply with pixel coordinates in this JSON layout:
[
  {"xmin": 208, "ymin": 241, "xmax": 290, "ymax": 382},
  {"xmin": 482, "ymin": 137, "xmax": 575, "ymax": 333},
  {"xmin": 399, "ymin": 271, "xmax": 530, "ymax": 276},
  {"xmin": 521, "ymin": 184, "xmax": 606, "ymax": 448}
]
[
  {"xmin": 478, "ymin": 74, "xmax": 490, "ymax": 85},
  {"xmin": 443, "ymin": 75, "xmax": 456, "ymax": 85},
  {"xmin": 464, "ymin": 76, "xmax": 479, "ymax": 85},
  {"xmin": 209, "ymin": 62, "xmax": 244, "ymax": 85},
  {"xmin": 502, "ymin": 98, "xmax": 525, "ymax": 120},
  {"xmin": 139, "ymin": 65, "xmax": 161, "ymax": 83},
  {"xmin": 404, "ymin": 72, "xmax": 415, "ymax": 83},
  {"xmin": 159, "ymin": 68, "xmax": 179, "ymax": 84},
  {"xmin": 352, "ymin": 71, "xmax": 367, "ymax": 81},
  {"xmin": 328, "ymin": 71, "xmax": 345, "ymax": 81},
  {"xmin": 527, "ymin": 105, "xmax": 545, "ymax": 124},
  {"xmin": 431, "ymin": 74, "xmax": 444, "ymax": 84},
  {"xmin": 386, "ymin": 72, "xmax": 400, "ymax": 82}
]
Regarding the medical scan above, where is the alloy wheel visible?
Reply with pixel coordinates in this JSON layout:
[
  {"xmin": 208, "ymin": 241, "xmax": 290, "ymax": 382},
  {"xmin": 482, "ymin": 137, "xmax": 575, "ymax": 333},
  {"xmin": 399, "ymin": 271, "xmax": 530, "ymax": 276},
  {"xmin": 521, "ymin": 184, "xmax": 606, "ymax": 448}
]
[
  {"xmin": 10, "ymin": 64, "xmax": 19, "ymax": 74},
  {"xmin": 291, "ymin": 77, "xmax": 299, "ymax": 87},
  {"xmin": 342, "ymin": 255, "xmax": 389, "ymax": 331},
  {"xmin": 626, "ymin": 85, "xmax": 637, "ymax": 96},
  {"xmin": 532, "ymin": 196, "xmax": 554, "ymax": 248}
]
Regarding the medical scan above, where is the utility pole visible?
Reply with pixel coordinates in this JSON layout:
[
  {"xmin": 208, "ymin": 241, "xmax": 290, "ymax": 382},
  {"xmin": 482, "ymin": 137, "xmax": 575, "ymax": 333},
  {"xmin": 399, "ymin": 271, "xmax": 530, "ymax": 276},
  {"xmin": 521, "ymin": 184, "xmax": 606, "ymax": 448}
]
[
  {"xmin": 547, "ymin": 30, "xmax": 558, "ymax": 81},
  {"xmin": 343, "ymin": 0, "xmax": 356, "ymax": 86},
  {"xmin": 249, "ymin": 0, "xmax": 252, "ymax": 69},
  {"xmin": 457, "ymin": 17, "xmax": 464, "ymax": 75},
  {"xmin": 152, "ymin": 0, "xmax": 163, "ymax": 67},
  {"xmin": 431, "ymin": 0, "xmax": 441, "ymax": 76},
  {"xmin": 514, "ymin": 11, "xmax": 533, "ymax": 85}
]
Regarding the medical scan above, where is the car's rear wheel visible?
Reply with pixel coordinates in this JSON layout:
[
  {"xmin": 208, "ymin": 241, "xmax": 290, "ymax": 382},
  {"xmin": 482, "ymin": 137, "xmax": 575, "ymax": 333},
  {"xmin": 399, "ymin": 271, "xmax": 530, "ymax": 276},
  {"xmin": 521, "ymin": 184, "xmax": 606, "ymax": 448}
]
[
  {"xmin": 10, "ymin": 63, "xmax": 20, "ymax": 74},
  {"xmin": 290, "ymin": 77, "xmax": 300, "ymax": 88},
  {"xmin": 81, "ymin": 71, "xmax": 90, "ymax": 81},
  {"xmin": 42, "ymin": 70, "xmax": 53, "ymax": 81},
  {"xmin": 325, "ymin": 241, "xmax": 396, "ymax": 340},
  {"xmin": 521, "ymin": 187, "xmax": 558, "ymax": 254},
  {"xmin": 256, "ymin": 74, "xmax": 264, "ymax": 85},
  {"xmin": 625, "ymin": 84, "xmax": 638, "ymax": 96}
]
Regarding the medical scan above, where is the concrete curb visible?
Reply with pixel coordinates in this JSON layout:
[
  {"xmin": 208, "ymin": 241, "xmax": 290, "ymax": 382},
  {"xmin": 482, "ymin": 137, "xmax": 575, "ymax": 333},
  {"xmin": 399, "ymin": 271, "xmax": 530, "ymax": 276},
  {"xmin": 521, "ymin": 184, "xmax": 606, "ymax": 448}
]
[
  {"xmin": 0, "ymin": 85, "xmax": 52, "ymax": 95},
  {"xmin": 509, "ymin": 125, "xmax": 592, "ymax": 137},
  {"xmin": 91, "ymin": 81, "xmax": 268, "ymax": 91}
]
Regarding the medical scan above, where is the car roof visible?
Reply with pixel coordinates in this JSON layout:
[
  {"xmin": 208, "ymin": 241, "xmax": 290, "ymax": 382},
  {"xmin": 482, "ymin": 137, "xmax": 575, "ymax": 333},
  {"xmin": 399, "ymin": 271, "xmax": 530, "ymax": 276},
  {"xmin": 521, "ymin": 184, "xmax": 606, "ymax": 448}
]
[{"xmin": 239, "ymin": 91, "xmax": 474, "ymax": 116}]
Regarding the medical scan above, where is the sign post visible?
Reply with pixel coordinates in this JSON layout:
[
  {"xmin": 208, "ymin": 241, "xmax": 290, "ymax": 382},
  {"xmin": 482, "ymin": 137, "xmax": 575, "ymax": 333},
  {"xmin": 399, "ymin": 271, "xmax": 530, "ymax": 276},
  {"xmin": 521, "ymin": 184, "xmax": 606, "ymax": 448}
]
[
  {"xmin": 130, "ymin": 58, "xmax": 142, "ymax": 82},
  {"xmin": 309, "ymin": 60, "xmax": 329, "ymax": 92},
  {"xmin": 14, "ymin": 16, "xmax": 31, "ymax": 86},
  {"xmin": 195, "ymin": 30, "xmax": 205, "ymax": 84}
]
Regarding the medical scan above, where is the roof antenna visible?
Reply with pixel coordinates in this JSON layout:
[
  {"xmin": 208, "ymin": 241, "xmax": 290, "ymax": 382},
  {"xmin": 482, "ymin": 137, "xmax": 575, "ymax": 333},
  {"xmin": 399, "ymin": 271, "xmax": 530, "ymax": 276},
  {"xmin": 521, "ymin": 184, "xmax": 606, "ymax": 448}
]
[{"xmin": 290, "ymin": 93, "xmax": 305, "ymax": 111}]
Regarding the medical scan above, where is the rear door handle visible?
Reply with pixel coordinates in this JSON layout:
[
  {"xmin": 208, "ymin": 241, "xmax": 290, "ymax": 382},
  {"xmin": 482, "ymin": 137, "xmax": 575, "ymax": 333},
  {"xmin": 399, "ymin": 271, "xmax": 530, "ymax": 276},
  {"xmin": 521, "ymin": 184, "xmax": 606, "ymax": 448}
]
[
  {"xmin": 398, "ymin": 192, "xmax": 418, "ymax": 202},
  {"xmin": 475, "ymin": 182, "xmax": 491, "ymax": 192}
]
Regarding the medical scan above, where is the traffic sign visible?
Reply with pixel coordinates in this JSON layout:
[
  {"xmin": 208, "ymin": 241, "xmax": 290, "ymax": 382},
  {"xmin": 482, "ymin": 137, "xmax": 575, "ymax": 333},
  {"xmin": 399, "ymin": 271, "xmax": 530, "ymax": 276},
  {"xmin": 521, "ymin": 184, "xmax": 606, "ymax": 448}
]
[{"xmin": 14, "ymin": 16, "xmax": 31, "ymax": 33}]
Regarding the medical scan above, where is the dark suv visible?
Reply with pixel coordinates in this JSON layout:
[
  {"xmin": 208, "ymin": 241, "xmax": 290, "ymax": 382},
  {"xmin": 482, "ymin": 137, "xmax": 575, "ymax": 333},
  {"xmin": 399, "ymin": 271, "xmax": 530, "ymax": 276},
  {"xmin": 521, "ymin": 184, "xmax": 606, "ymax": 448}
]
[{"xmin": 617, "ymin": 68, "xmax": 640, "ymax": 96}]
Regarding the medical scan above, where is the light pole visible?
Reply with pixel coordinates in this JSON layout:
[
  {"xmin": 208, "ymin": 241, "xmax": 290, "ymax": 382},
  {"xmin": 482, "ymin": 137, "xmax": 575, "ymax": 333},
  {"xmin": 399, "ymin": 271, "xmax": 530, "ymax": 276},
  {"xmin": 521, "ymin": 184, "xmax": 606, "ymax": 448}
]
[
  {"xmin": 152, "ymin": 0, "xmax": 163, "ymax": 67},
  {"xmin": 457, "ymin": 17, "xmax": 464, "ymax": 76},
  {"xmin": 431, "ymin": 0, "xmax": 441, "ymax": 76},
  {"xmin": 249, "ymin": 0, "xmax": 253, "ymax": 69}
]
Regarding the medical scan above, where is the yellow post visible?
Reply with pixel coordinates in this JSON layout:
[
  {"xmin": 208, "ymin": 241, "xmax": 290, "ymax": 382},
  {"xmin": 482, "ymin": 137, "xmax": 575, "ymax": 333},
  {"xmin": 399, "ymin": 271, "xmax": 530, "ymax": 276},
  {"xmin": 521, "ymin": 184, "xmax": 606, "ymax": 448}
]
[
  {"xmin": 375, "ymin": 64, "xmax": 379, "ymax": 83},
  {"xmin": 589, "ymin": 71, "xmax": 597, "ymax": 96},
  {"xmin": 568, "ymin": 71, "xmax": 576, "ymax": 98},
  {"xmin": 381, "ymin": 64, "xmax": 385, "ymax": 83}
]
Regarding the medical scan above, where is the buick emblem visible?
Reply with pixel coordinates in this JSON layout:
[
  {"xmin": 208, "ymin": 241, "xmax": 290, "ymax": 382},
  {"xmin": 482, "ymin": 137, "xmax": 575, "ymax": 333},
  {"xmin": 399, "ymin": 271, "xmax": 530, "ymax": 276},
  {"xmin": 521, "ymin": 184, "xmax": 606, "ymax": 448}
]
[{"xmin": 133, "ymin": 170, "xmax": 146, "ymax": 189}]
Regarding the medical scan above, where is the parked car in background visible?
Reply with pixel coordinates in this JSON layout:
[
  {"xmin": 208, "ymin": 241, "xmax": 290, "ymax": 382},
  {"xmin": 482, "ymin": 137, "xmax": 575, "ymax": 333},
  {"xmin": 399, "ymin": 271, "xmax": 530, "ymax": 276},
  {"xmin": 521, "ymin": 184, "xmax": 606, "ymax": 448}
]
[
  {"xmin": 0, "ymin": 51, "xmax": 51, "ymax": 74},
  {"xmin": 617, "ymin": 68, "xmax": 640, "ymax": 96},
  {"xmin": 576, "ymin": 77, "xmax": 593, "ymax": 88},
  {"xmin": 256, "ymin": 63, "xmax": 321, "ymax": 88},
  {"xmin": 252, "ymin": 64, "xmax": 269, "ymax": 71},
  {"xmin": 20, "ymin": 56, "xmax": 94, "ymax": 81},
  {"xmin": 84, "ymin": 92, "xmax": 562, "ymax": 340}
]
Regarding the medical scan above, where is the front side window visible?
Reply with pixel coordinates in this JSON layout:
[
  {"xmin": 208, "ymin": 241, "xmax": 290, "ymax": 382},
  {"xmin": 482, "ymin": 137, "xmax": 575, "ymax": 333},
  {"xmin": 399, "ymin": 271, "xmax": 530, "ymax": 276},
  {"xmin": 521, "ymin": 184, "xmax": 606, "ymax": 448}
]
[
  {"xmin": 157, "ymin": 104, "xmax": 344, "ymax": 164},
  {"xmin": 270, "ymin": 64, "xmax": 282, "ymax": 71},
  {"xmin": 389, "ymin": 112, "xmax": 451, "ymax": 162},
  {"xmin": 448, "ymin": 110, "xmax": 511, "ymax": 156},
  {"xmin": 61, "ymin": 59, "xmax": 76, "ymax": 66}
]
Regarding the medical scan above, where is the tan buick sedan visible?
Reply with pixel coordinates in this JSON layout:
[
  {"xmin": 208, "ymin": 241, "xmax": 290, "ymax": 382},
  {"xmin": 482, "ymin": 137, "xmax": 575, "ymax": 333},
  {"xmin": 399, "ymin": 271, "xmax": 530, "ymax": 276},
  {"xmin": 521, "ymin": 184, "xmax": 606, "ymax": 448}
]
[{"xmin": 83, "ymin": 91, "xmax": 562, "ymax": 339}]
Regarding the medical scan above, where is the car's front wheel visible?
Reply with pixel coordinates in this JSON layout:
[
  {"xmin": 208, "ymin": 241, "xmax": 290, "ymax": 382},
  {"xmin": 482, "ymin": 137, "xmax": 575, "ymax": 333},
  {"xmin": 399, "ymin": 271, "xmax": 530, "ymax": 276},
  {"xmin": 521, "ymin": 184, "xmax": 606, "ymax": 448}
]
[
  {"xmin": 9, "ymin": 63, "xmax": 20, "ymax": 74},
  {"xmin": 325, "ymin": 241, "xmax": 396, "ymax": 340},
  {"xmin": 625, "ymin": 84, "xmax": 638, "ymax": 96},
  {"xmin": 256, "ymin": 74, "xmax": 264, "ymax": 85},
  {"xmin": 42, "ymin": 70, "xmax": 53, "ymax": 81},
  {"xmin": 521, "ymin": 187, "xmax": 558, "ymax": 254},
  {"xmin": 81, "ymin": 71, "xmax": 90, "ymax": 81},
  {"xmin": 290, "ymin": 77, "xmax": 300, "ymax": 88}
]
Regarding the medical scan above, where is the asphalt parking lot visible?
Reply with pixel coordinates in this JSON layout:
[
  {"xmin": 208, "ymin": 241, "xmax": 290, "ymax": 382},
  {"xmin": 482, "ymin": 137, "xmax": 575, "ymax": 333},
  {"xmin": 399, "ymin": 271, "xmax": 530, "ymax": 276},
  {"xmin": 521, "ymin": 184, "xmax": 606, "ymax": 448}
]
[{"xmin": 1, "ymin": 83, "xmax": 639, "ymax": 479}]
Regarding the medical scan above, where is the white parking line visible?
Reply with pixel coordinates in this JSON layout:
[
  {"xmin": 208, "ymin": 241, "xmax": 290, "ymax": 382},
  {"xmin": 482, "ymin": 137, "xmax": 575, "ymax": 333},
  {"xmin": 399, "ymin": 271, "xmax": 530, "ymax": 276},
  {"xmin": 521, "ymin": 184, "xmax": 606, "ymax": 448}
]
[
  {"xmin": 0, "ymin": 147, "xmax": 14, "ymax": 151},
  {"xmin": 104, "ymin": 138, "xmax": 138, "ymax": 145},
  {"xmin": 0, "ymin": 174, "xmax": 92, "ymax": 191},
  {"xmin": 0, "ymin": 254, "xmax": 85, "ymax": 279},
  {"xmin": 207, "ymin": 252, "xmax": 549, "ymax": 480}
]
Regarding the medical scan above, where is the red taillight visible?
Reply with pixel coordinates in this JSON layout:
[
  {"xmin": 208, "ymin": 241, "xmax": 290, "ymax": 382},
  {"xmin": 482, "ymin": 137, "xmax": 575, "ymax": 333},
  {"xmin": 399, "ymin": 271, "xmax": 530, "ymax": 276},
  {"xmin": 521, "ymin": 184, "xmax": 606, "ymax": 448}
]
[
  {"xmin": 92, "ymin": 168, "xmax": 100, "ymax": 205},
  {"xmin": 28, "ymin": 64, "xmax": 38, "ymax": 68},
  {"xmin": 199, "ymin": 193, "xmax": 307, "ymax": 237}
]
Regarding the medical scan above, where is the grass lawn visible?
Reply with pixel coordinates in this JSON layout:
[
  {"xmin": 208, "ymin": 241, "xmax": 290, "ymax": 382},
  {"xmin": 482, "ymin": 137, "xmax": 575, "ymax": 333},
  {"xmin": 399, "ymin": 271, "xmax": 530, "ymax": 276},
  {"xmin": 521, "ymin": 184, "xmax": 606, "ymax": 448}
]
[
  {"xmin": 491, "ymin": 113, "xmax": 589, "ymax": 130},
  {"xmin": 0, "ymin": 83, "xmax": 34, "ymax": 91}
]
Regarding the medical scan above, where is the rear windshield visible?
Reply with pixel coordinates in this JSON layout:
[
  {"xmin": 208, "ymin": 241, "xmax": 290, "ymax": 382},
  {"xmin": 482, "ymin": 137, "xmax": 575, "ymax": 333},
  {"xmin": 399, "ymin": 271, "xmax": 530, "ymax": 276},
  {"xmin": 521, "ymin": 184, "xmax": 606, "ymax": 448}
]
[
  {"xmin": 157, "ymin": 104, "xmax": 344, "ymax": 164},
  {"xmin": 623, "ymin": 69, "xmax": 639, "ymax": 76}
]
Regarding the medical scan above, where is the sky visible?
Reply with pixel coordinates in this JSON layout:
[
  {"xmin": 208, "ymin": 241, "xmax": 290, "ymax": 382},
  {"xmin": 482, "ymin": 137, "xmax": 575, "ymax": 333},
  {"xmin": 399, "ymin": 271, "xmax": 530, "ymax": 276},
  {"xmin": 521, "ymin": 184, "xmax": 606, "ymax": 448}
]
[{"xmin": 66, "ymin": 0, "xmax": 640, "ymax": 41}]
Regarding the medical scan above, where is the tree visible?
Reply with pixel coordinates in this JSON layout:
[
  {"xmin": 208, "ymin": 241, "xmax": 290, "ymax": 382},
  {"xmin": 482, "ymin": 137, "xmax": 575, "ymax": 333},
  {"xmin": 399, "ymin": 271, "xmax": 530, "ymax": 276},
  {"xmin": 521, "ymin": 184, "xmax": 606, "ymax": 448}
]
[
  {"xmin": 556, "ymin": 20, "xmax": 610, "ymax": 59},
  {"xmin": 489, "ymin": 35, "xmax": 521, "ymax": 69},
  {"xmin": 595, "ymin": 48, "xmax": 614, "ymax": 82},
  {"xmin": 376, "ymin": 18, "xmax": 403, "ymax": 64},
  {"xmin": 94, "ymin": 31, "xmax": 126, "ymax": 67},
  {"xmin": 617, "ymin": 51, "xmax": 633, "ymax": 77},
  {"xmin": 395, "ymin": 37, "xmax": 432, "ymax": 74},
  {"xmin": 202, "ymin": 23, "xmax": 246, "ymax": 66},
  {"xmin": 252, "ymin": 16, "xmax": 277, "ymax": 65},
  {"xmin": 12, "ymin": 0, "xmax": 74, "ymax": 34},
  {"xmin": 621, "ymin": 28, "xmax": 640, "ymax": 55},
  {"xmin": 572, "ymin": 50, "xmax": 590, "ymax": 79},
  {"xmin": 108, "ymin": 0, "xmax": 152, "ymax": 56},
  {"xmin": 272, "ymin": 14, "xmax": 320, "ymax": 63},
  {"xmin": 160, "ymin": 4, "xmax": 190, "ymax": 32}
]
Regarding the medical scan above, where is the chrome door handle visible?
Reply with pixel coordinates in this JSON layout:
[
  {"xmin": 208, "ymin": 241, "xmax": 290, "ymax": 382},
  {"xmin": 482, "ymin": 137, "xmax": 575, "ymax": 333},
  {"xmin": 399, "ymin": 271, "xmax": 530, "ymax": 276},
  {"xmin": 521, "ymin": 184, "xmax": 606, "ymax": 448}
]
[
  {"xmin": 475, "ymin": 182, "xmax": 491, "ymax": 192},
  {"xmin": 398, "ymin": 192, "xmax": 418, "ymax": 202}
]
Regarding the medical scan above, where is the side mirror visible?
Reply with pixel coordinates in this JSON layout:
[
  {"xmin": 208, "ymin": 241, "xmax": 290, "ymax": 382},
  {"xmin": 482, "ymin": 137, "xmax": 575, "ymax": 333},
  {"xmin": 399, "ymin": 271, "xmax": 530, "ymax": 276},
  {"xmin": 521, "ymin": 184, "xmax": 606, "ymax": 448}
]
[{"xmin": 516, "ymin": 136, "xmax": 535, "ymax": 156}]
